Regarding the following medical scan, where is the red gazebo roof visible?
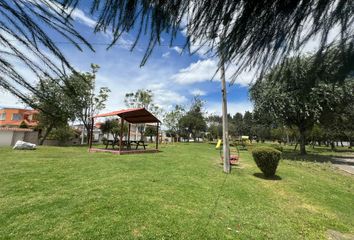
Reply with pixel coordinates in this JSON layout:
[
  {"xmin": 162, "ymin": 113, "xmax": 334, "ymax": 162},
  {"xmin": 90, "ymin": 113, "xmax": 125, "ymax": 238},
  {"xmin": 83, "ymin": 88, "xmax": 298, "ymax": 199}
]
[{"xmin": 93, "ymin": 108, "xmax": 160, "ymax": 124}]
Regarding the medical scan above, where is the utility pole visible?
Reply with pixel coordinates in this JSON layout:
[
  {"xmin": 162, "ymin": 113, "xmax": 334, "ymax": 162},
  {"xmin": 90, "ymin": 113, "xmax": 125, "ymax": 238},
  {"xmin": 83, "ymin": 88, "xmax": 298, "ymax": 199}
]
[{"xmin": 220, "ymin": 56, "xmax": 230, "ymax": 173}]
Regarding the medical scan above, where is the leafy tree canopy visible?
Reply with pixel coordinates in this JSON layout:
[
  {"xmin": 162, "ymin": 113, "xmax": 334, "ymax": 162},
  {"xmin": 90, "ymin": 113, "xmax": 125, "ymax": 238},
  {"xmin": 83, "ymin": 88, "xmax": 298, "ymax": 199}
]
[
  {"xmin": 178, "ymin": 97, "xmax": 207, "ymax": 141},
  {"xmin": 163, "ymin": 105, "xmax": 185, "ymax": 138},
  {"xmin": 250, "ymin": 54, "xmax": 354, "ymax": 154},
  {"xmin": 1, "ymin": 0, "xmax": 353, "ymax": 102},
  {"xmin": 124, "ymin": 89, "xmax": 161, "ymax": 116}
]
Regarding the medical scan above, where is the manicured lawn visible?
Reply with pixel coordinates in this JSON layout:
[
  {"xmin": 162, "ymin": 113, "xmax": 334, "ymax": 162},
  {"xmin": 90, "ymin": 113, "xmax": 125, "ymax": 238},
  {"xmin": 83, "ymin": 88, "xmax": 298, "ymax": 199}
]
[{"xmin": 0, "ymin": 143, "xmax": 353, "ymax": 239}]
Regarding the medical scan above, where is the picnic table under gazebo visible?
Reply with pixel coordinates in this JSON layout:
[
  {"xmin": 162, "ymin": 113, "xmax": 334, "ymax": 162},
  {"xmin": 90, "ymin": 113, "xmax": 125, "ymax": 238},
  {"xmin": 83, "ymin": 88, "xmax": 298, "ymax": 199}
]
[{"xmin": 88, "ymin": 108, "xmax": 160, "ymax": 155}]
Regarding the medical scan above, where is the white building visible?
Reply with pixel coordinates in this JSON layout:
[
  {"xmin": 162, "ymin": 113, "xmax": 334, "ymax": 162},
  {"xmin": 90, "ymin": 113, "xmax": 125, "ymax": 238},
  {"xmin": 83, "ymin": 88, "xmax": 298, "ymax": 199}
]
[{"xmin": 0, "ymin": 127, "xmax": 38, "ymax": 146}]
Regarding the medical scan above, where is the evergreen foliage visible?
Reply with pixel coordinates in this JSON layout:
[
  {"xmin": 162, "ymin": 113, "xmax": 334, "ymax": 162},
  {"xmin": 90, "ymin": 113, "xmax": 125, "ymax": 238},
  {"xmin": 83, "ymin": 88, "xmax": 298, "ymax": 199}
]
[
  {"xmin": 1, "ymin": 0, "xmax": 353, "ymax": 102},
  {"xmin": 252, "ymin": 146, "xmax": 282, "ymax": 177}
]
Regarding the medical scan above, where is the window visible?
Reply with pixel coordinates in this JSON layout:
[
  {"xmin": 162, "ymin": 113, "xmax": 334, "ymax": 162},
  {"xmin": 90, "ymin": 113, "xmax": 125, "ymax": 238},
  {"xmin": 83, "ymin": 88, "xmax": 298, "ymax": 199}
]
[
  {"xmin": 0, "ymin": 113, "xmax": 5, "ymax": 120},
  {"xmin": 12, "ymin": 113, "xmax": 22, "ymax": 121}
]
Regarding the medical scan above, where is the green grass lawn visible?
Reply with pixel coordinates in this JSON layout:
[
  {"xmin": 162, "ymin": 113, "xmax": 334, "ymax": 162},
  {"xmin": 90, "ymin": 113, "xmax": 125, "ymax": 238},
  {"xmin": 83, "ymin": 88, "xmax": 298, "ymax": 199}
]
[{"xmin": 0, "ymin": 143, "xmax": 353, "ymax": 239}]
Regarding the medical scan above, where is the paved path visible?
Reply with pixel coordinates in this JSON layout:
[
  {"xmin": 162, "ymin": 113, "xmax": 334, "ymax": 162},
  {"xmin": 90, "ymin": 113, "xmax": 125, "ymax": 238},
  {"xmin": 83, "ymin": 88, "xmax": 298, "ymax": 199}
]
[{"xmin": 331, "ymin": 155, "xmax": 354, "ymax": 175}]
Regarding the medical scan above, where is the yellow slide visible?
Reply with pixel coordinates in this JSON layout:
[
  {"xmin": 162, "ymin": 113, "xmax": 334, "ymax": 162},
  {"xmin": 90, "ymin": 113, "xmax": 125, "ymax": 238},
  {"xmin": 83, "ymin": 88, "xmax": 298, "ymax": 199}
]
[{"xmin": 215, "ymin": 139, "xmax": 222, "ymax": 149}]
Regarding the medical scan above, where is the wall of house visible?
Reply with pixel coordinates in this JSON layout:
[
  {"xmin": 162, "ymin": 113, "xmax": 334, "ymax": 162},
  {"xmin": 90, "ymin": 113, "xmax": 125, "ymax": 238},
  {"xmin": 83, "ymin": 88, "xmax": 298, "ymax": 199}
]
[
  {"xmin": 0, "ymin": 129, "xmax": 37, "ymax": 146},
  {"xmin": 0, "ymin": 131, "xmax": 14, "ymax": 146},
  {"xmin": 24, "ymin": 131, "xmax": 39, "ymax": 145},
  {"xmin": 11, "ymin": 132, "xmax": 25, "ymax": 145}
]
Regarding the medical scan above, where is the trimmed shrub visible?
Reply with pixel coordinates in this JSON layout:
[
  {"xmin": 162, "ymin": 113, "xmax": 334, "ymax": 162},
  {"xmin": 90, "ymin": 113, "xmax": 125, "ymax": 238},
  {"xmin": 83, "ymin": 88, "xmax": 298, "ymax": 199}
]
[
  {"xmin": 270, "ymin": 144, "xmax": 283, "ymax": 152},
  {"xmin": 252, "ymin": 147, "xmax": 282, "ymax": 177}
]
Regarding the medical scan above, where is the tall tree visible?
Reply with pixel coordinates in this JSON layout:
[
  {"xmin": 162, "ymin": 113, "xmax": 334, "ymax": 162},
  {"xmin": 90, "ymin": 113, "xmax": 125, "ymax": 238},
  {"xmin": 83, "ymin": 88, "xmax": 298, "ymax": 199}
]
[
  {"xmin": 144, "ymin": 125, "xmax": 157, "ymax": 143},
  {"xmin": 318, "ymin": 79, "xmax": 354, "ymax": 149},
  {"xmin": 66, "ymin": 64, "xmax": 110, "ymax": 143},
  {"xmin": 30, "ymin": 78, "xmax": 75, "ymax": 145},
  {"xmin": 231, "ymin": 113, "xmax": 244, "ymax": 137},
  {"xmin": 243, "ymin": 111, "xmax": 253, "ymax": 137},
  {"xmin": 124, "ymin": 89, "xmax": 161, "ymax": 140},
  {"xmin": 206, "ymin": 115, "xmax": 222, "ymax": 141},
  {"xmin": 163, "ymin": 105, "xmax": 185, "ymax": 142},
  {"xmin": 124, "ymin": 89, "xmax": 160, "ymax": 115},
  {"xmin": 178, "ymin": 97, "xmax": 207, "ymax": 141},
  {"xmin": 250, "ymin": 54, "xmax": 354, "ymax": 154}
]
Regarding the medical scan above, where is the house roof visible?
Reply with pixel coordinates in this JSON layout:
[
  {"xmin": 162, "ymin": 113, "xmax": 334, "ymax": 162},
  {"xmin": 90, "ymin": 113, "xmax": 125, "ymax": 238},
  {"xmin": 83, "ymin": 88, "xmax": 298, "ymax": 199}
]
[
  {"xmin": 23, "ymin": 110, "xmax": 39, "ymax": 115},
  {"xmin": 93, "ymin": 108, "xmax": 160, "ymax": 124},
  {"xmin": 0, "ymin": 127, "xmax": 33, "ymax": 132}
]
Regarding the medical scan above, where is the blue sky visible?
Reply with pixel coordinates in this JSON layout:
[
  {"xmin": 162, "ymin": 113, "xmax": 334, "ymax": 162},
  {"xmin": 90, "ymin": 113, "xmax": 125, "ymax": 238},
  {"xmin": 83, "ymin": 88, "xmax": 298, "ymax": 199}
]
[{"xmin": 2, "ymin": 3, "xmax": 335, "ymax": 116}]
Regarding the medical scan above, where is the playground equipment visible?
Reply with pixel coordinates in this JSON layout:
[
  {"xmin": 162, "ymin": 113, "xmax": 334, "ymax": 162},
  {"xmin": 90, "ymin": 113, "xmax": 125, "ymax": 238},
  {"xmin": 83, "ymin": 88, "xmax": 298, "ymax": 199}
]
[
  {"xmin": 215, "ymin": 139, "xmax": 240, "ymax": 165},
  {"xmin": 234, "ymin": 136, "xmax": 251, "ymax": 150}
]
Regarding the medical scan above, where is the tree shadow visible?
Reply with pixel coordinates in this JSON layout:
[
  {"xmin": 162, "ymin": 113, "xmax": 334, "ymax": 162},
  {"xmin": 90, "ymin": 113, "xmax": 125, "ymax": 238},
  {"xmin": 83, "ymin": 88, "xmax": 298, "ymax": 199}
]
[
  {"xmin": 282, "ymin": 150, "xmax": 354, "ymax": 166},
  {"xmin": 253, "ymin": 173, "xmax": 282, "ymax": 181},
  {"xmin": 282, "ymin": 151, "xmax": 333, "ymax": 163},
  {"xmin": 333, "ymin": 148, "xmax": 354, "ymax": 153}
]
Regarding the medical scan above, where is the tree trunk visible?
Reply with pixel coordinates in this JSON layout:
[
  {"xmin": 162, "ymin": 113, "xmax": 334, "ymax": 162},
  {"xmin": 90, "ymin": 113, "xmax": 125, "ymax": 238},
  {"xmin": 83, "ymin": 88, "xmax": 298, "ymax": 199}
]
[
  {"xmin": 39, "ymin": 124, "xmax": 54, "ymax": 145},
  {"xmin": 85, "ymin": 124, "xmax": 92, "ymax": 145},
  {"xmin": 299, "ymin": 128, "xmax": 307, "ymax": 155}
]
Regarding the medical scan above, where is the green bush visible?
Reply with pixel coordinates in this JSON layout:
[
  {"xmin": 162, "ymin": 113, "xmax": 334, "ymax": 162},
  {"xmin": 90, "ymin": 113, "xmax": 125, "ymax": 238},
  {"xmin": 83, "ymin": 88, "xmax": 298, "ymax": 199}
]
[
  {"xmin": 270, "ymin": 144, "xmax": 283, "ymax": 152},
  {"xmin": 48, "ymin": 126, "xmax": 75, "ymax": 144},
  {"xmin": 252, "ymin": 147, "xmax": 282, "ymax": 177},
  {"xmin": 19, "ymin": 121, "xmax": 28, "ymax": 128}
]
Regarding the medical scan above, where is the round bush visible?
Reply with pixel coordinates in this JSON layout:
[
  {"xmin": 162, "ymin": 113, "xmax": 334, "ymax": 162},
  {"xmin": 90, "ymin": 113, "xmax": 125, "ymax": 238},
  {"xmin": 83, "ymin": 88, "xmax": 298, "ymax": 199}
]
[{"xmin": 252, "ymin": 147, "xmax": 281, "ymax": 177}]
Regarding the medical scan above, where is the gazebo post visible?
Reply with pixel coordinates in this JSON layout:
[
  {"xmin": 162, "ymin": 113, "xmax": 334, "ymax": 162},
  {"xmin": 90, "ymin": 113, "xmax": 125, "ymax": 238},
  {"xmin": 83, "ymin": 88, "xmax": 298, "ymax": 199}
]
[
  {"xmin": 89, "ymin": 117, "xmax": 94, "ymax": 149},
  {"xmin": 128, "ymin": 123, "xmax": 131, "ymax": 149},
  {"xmin": 119, "ymin": 118, "xmax": 124, "ymax": 152},
  {"xmin": 156, "ymin": 122, "xmax": 159, "ymax": 150}
]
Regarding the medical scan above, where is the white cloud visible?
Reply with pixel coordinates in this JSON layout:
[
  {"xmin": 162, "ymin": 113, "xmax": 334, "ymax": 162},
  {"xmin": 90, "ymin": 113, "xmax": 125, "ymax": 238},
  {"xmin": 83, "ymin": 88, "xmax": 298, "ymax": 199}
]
[
  {"xmin": 147, "ymin": 82, "xmax": 188, "ymax": 110},
  {"xmin": 33, "ymin": 0, "xmax": 97, "ymax": 28},
  {"xmin": 0, "ymin": 91, "xmax": 26, "ymax": 108},
  {"xmin": 206, "ymin": 100, "xmax": 253, "ymax": 116},
  {"xmin": 171, "ymin": 59, "xmax": 255, "ymax": 86},
  {"xmin": 162, "ymin": 52, "xmax": 170, "ymax": 58},
  {"xmin": 91, "ymin": 59, "xmax": 190, "ymax": 115},
  {"xmin": 171, "ymin": 46, "xmax": 183, "ymax": 54},
  {"xmin": 190, "ymin": 89, "xmax": 206, "ymax": 96},
  {"xmin": 70, "ymin": 8, "xmax": 97, "ymax": 28},
  {"xmin": 171, "ymin": 59, "xmax": 218, "ymax": 84}
]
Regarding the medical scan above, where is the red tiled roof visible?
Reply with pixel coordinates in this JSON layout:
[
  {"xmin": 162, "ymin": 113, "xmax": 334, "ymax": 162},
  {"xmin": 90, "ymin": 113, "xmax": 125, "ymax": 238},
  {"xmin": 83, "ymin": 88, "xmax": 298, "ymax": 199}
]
[{"xmin": 93, "ymin": 108, "xmax": 160, "ymax": 123}]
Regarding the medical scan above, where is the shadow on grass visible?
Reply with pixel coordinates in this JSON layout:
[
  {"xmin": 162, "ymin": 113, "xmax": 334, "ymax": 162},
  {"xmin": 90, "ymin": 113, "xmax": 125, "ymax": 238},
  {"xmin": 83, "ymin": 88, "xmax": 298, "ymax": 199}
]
[
  {"xmin": 253, "ymin": 173, "xmax": 282, "ymax": 181},
  {"xmin": 283, "ymin": 151, "xmax": 333, "ymax": 163},
  {"xmin": 282, "ymin": 150, "xmax": 354, "ymax": 166},
  {"xmin": 333, "ymin": 148, "xmax": 354, "ymax": 153}
]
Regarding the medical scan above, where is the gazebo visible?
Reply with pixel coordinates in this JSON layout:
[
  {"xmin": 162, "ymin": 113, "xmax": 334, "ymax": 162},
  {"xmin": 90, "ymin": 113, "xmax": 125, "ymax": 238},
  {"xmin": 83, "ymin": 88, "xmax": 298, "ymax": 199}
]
[{"xmin": 88, "ymin": 108, "xmax": 160, "ymax": 155}]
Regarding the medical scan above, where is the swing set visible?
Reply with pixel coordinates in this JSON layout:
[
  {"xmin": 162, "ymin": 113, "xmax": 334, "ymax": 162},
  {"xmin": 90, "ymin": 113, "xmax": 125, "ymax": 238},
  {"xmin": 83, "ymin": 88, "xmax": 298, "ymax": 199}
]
[{"xmin": 215, "ymin": 139, "xmax": 240, "ymax": 165}]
